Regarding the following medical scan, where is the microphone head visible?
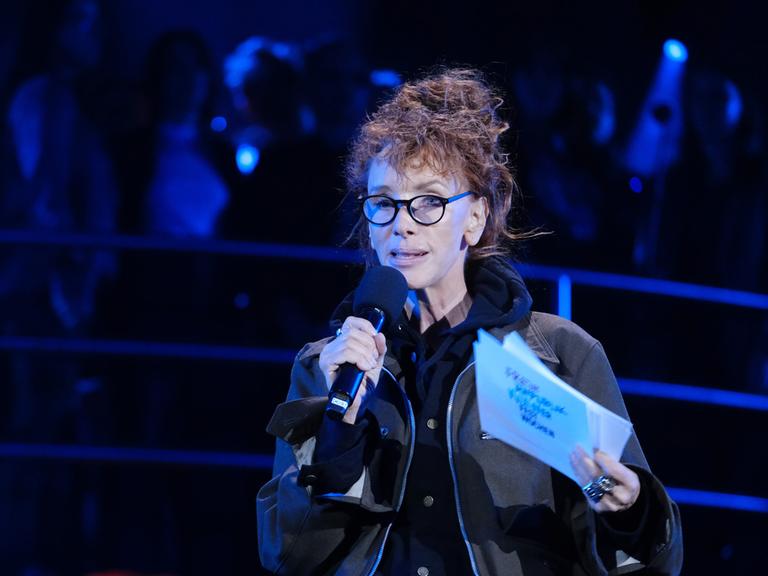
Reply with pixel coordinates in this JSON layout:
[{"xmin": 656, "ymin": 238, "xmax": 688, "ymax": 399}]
[{"xmin": 353, "ymin": 266, "xmax": 409, "ymax": 330}]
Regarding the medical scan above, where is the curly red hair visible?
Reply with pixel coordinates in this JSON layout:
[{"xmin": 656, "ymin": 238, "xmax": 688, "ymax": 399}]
[{"xmin": 345, "ymin": 68, "xmax": 527, "ymax": 262}]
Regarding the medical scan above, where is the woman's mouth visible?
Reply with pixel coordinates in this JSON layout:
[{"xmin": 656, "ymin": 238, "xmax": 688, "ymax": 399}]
[{"xmin": 389, "ymin": 249, "xmax": 428, "ymax": 266}]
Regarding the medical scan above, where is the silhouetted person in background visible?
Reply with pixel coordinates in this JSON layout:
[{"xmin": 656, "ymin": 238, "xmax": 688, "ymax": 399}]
[
  {"xmin": 143, "ymin": 31, "xmax": 230, "ymax": 239},
  {"xmin": 512, "ymin": 59, "xmax": 624, "ymax": 270},
  {"xmin": 122, "ymin": 29, "xmax": 226, "ymax": 342},
  {"xmin": 219, "ymin": 37, "xmax": 339, "ymax": 245},
  {"xmin": 1, "ymin": 0, "xmax": 116, "ymax": 330},
  {"xmin": 666, "ymin": 70, "xmax": 768, "ymax": 394}
]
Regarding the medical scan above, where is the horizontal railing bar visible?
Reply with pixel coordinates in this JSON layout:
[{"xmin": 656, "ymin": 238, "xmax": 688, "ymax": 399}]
[
  {"xmin": 2, "ymin": 338, "xmax": 765, "ymax": 411},
  {"xmin": 0, "ymin": 443, "xmax": 273, "ymax": 469},
  {"xmin": 1, "ymin": 230, "xmax": 766, "ymax": 309},
  {"xmin": 618, "ymin": 378, "xmax": 768, "ymax": 411},
  {"xmin": 1, "ymin": 443, "xmax": 765, "ymax": 513},
  {"xmin": 0, "ymin": 230, "xmax": 362, "ymax": 263},
  {"xmin": 0, "ymin": 336, "xmax": 296, "ymax": 363},
  {"xmin": 667, "ymin": 487, "xmax": 768, "ymax": 513},
  {"xmin": 521, "ymin": 265, "xmax": 768, "ymax": 310}
]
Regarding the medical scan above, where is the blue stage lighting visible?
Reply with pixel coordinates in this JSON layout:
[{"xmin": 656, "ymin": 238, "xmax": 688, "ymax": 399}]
[
  {"xmin": 370, "ymin": 69, "xmax": 401, "ymax": 88},
  {"xmin": 663, "ymin": 39, "xmax": 688, "ymax": 62},
  {"xmin": 724, "ymin": 80, "xmax": 743, "ymax": 128},
  {"xmin": 624, "ymin": 40, "xmax": 687, "ymax": 177},
  {"xmin": 629, "ymin": 176, "xmax": 643, "ymax": 193},
  {"xmin": 299, "ymin": 105, "xmax": 317, "ymax": 134},
  {"xmin": 210, "ymin": 116, "xmax": 227, "ymax": 132},
  {"xmin": 270, "ymin": 41, "xmax": 292, "ymax": 60},
  {"xmin": 557, "ymin": 274, "xmax": 572, "ymax": 320},
  {"xmin": 236, "ymin": 144, "xmax": 260, "ymax": 175}
]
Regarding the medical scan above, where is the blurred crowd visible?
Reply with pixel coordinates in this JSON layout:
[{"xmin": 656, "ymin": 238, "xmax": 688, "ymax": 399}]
[
  {"xmin": 2, "ymin": 2, "xmax": 766, "ymax": 325},
  {"xmin": 0, "ymin": 0, "xmax": 767, "ymax": 574}
]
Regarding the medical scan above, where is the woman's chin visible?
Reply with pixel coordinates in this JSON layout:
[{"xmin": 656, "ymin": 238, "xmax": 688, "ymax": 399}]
[
  {"xmin": 381, "ymin": 261, "xmax": 431, "ymax": 290},
  {"xmin": 398, "ymin": 270, "xmax": 430, "ymax": 291}
]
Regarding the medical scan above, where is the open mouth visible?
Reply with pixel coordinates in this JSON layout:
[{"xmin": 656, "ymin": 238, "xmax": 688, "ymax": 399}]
[{"xmin": 390, "ymin": 249, "xmax": 428, "ymax": 264}]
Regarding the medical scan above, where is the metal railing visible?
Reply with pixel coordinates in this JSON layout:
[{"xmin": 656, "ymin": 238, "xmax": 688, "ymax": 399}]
[{"xmin": 1, "ymin": 230, "xmax": 767, "ymax": 513}]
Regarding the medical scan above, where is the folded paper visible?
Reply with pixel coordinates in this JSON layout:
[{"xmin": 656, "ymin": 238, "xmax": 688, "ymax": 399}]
[{"xmin": 474, "ymin": 330, "xmax": 633, "ymax": 483}]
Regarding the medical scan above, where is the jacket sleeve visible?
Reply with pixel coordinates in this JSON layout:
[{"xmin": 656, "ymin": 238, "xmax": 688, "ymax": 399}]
[
  {"xmin": 569, "ymin": 340, "xmax": 684, "ymax": 576},
  {"xmin": 255, "ymin": 341, "xmax": 391, "ymax": 574}
]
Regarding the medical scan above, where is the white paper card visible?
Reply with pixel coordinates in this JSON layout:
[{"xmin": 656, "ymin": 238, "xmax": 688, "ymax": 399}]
[{"xmin": 474, "ymin": 329, "xmax": 633, "ymax": 483}]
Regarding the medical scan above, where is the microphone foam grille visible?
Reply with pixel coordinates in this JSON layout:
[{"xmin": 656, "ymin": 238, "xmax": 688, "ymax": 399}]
[{"xmin": 352, "ymin": 266, "xmax": 409, "ymax": 328}]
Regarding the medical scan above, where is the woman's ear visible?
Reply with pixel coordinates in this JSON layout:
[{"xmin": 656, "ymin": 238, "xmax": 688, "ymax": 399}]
[{"xmin": 464, "ymin": 196, "xmax": 488, "ymax": 246}]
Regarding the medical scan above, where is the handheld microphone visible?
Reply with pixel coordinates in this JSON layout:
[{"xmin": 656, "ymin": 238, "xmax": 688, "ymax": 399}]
[{"xmin": 326, "ymin": 266, "xmax": 408, "ymax": 421}]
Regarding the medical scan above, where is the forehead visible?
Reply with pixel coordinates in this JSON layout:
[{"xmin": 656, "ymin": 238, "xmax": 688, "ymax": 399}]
[{"xmin": 367, "ymin": 156, "xmax": 463, "ymax": 192}]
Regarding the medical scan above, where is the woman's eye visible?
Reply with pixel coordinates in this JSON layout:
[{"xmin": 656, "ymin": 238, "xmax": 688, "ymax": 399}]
[{"xmin": 420, "ymin": 196, "xmax": 444, "ymax": 207}]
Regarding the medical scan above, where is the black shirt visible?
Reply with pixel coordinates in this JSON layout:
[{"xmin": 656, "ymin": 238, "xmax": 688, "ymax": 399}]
[{"xmin": 377, "ymin": 311, "xmax": 476, "ymax": 576}]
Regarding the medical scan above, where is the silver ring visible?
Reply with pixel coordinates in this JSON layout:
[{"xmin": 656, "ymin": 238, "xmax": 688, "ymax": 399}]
[
  {"xmin": 582, "ymin": 474, "xmax": 617, "ymax": 503},
  {"xmin": 335, "ymin": 327, "xmax": 343, "ymax": 337}
]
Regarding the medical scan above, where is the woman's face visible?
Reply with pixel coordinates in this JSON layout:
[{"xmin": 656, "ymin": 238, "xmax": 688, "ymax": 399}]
[{"xmin": 366, "ymin": 157, "xmax": 487, "ymax": 302}]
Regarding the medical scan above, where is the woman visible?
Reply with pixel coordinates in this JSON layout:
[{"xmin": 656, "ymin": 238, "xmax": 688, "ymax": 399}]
[{"xmin": 257, "ymin": 69, "xmax": 683, "ymax": 575}]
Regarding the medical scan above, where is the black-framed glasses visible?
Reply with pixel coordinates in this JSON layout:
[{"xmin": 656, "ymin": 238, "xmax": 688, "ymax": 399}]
[{"xmin": 361, "ymin": 191, "xmax": 475, "ymax": 226}]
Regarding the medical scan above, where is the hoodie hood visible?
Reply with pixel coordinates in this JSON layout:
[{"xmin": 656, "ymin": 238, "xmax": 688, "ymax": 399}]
[{"xmin": 448, "ymin": 256, "xmax": 532, "ymax": 335}]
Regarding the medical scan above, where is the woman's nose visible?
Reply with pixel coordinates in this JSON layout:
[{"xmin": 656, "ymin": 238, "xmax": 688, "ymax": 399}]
[{"xmin": 392, "ymin": 205, "xmax": 416, "ymax": 236}]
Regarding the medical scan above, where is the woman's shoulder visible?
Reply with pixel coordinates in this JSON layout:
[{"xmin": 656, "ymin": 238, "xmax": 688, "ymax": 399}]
[
  {"xmin": 284, "ymin": 336, "xmax": 335, "ymax": 401},
  {"xmin": 529, "ymin": 311, "xmax": 598, "ymax": 346},
  {"xmin": 513, "ymin": 311, "xmax": 605, "ymax": 369}
]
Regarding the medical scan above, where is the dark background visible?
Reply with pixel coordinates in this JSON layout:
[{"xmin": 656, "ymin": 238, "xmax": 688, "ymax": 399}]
[{"xmin": 0, "ymin": 0, "xmax": 766, "ymax": 574}]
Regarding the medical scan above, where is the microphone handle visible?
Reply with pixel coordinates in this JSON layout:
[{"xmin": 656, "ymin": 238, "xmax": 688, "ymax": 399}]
[{"xmin": 326, "ymin": 307, "xmax": 385, "ymax": 421}]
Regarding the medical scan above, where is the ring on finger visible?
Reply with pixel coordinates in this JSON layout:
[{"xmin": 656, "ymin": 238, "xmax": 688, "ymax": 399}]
[{"xmin": 582, "ymin": 474, "xmax": 617, "ymax": 503}]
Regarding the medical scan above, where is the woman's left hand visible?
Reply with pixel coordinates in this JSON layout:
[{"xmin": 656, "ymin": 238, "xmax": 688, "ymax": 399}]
[{"xmin": 570, "ymin": 446, "xmax": 641, "ymax": 514}]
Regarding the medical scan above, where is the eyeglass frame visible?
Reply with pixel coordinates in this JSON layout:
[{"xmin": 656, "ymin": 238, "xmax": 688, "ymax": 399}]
[{"xmin": 360, "ymin": 191, "xmax": 476, "ymax": 226}]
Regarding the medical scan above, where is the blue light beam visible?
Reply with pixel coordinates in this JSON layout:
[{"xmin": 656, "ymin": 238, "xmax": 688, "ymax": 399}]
[
  {"xmin": 236, "ymin": 144, "xmax": 260, "ymax": 174},
  {"xmin": 619, "ymin": 378, "xmax": 768, "ymax": 411},
  {"xmin": 558, "ymin": 274, "xmax": 572, "ymax": 320},
  {"xmin": 667, "ymin": 487, "xmax": 768, "ymax": 513},
  {"xmin": 663, "ymin": 39, "xmax": 689, "ymax": 63}
]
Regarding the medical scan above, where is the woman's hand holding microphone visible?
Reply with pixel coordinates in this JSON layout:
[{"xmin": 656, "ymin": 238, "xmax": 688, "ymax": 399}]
[{"xmin": 319, "ymin": 317, "xmax": 387, "ymax": 424}]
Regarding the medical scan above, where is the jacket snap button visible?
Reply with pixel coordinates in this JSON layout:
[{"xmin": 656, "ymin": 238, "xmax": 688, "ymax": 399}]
[
  {"xmin": 417, "ymin": 567, "xmax": 429, "ymax": 576},
  {"xmin": 380, "ymin": 426, "xmax": 389, "ymax": 438},
  {"xmin": 422, "ymin": 495, "xmax": 434, "ymax": 507},
  {"xmin": 426, "ymin": 418, "xmax": 439, "ymax": 430}
]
